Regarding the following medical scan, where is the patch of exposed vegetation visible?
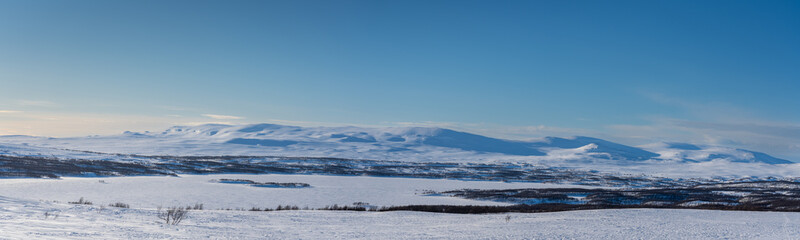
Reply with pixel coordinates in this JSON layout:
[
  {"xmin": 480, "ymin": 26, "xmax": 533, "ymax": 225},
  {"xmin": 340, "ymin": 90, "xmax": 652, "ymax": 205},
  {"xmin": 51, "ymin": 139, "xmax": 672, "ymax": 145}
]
[
  {"xmin": 1, "ymin": 154, "xmax": 798, "ymax": 189},
  {"xmin": 426, "ymin": 181, "xmax": 800, "ymax": 212},
  {"xmin": 214, "ymin": 179, "xmax": 311, "ymax": 188},
  {"xmin": 68, "ymin": 197, "xmax": 92, "ymax": 205},
  {"xmin": 109, "ymin": 202, "xmax": 130, "ymax": 208}
]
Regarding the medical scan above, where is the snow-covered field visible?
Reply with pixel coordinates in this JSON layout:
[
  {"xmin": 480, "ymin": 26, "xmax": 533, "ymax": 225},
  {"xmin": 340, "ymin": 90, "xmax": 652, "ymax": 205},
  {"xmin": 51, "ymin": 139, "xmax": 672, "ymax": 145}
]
[
  {"xmin": 1, "ymin": 195, "xmax": 798, "ymax": 239},
  {"xmin": 2, "ymin": 174, "xmax": 798, "ymax": 239},
  {"xmin": 0, "ymin": 174, "xmax": 593, "ymax": 209}
]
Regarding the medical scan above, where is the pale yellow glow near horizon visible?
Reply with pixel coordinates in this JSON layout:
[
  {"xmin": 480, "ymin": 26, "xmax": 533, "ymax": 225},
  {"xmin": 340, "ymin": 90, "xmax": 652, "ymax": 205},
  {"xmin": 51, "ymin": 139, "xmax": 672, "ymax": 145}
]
[{"xmin": 0, "ymin": 112, "xmax": 242, "ymax": 137}]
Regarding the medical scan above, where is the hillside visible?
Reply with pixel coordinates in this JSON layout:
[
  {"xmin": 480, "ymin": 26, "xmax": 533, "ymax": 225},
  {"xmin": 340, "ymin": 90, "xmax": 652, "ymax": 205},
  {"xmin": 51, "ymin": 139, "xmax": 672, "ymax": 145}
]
[{"xmin": 0, "ymin": 123, "xmax": 790, "ymax": 164}]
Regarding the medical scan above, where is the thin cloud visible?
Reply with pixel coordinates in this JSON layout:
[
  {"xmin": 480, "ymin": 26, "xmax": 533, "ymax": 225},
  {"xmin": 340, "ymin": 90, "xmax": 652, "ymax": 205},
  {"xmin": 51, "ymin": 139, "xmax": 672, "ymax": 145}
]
[
  {"xmin": 184, "ymin": 121, "xmax": 235, "ymax": 126},
  {"xmin": 639, "ymin": 91, "xmax": 755, "ymax": 122},
  {"xmin": 617, "ymin": 92, "xmax": 800, "ymax": 160},
  {"xmin": 0, "ymin": 112, "xmax": 186, "ymax": 137},
  {"xmin": 159, "ymin": 105, "xmax": 199, "ymax": 112},
  {"xmin": 0, "ymin": 110, "xmax": 21, "ymax": 114},
  {"xmin": 673, "ymin": 120, "xmax": 800, "ymax": 140},
  {"xmin": 202, "ymin": 114, "xmax": 244, "ymax": 120},
  {"xmin": 388, "ymin": 121, "xmax": 594, "ymax": 141},
  {"xmin": 607, "ymin": 118, "xmax": 800, "ymax": 161},
  {"xmin": 16, "ymin": 100, "xmax": 57, "ymax": 107}
]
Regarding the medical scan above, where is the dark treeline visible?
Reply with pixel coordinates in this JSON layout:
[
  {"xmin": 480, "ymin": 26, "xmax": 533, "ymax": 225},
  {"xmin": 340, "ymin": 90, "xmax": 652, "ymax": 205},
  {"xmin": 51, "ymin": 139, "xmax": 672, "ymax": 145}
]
[
  {"xmin": 430, "ymin": 181, "xmax": 800, "ymax": 212},
  {"xmin": 377, "ymin": 203, "xmax": 800, "ymax": 214},
  {"xmin": 223, "ymin": 202, "xmax": 800, "ymax": 215}
]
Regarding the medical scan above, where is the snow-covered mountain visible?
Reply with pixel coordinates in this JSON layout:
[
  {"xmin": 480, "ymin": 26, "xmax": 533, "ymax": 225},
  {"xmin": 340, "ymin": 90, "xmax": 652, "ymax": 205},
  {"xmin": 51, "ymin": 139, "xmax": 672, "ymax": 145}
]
[
  {"xmin": 0, "ymin": 123, "xmax": 791, "ymax": 164},
  {"xmin": 638, "ymin": 142, "xmax": 791, "ymax": 164}
]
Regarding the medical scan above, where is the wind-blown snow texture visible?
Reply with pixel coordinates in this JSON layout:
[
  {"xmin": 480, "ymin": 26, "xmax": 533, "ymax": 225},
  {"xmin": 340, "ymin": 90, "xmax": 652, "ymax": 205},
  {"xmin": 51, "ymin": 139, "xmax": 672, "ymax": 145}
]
[
  {"xmin": 0, "ymin": 124, "xmax": 798, "ymax": 239},
  {"xmin": 1, "ymin": 194, "xmax": 799, "ymax": 239},
  {"xmin": 0, "ymin": 123, "xmax": 790, "ymax": 164}
]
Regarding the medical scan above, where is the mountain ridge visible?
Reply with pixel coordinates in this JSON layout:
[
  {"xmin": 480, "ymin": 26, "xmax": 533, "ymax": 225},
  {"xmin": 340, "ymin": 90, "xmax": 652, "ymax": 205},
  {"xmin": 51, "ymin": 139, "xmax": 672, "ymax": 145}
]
[{"xmin": 0, "ymin": 123, "xmax": 792, "ymax": 164}]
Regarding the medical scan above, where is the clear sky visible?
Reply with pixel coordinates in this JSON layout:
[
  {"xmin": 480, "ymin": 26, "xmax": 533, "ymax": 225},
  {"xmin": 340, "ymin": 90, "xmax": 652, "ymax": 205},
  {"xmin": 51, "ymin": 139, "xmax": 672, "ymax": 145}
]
[{"xmin": 0, "ymin": 0, "xmax": 798, "ymax": 159}]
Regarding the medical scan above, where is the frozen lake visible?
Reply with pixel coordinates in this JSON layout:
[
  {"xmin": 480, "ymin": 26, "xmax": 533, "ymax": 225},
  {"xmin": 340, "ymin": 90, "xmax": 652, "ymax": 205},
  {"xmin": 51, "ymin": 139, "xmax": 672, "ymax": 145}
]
[{"xmin": 0, "ymin": 174, "xmax": 592, "ymax": 209}]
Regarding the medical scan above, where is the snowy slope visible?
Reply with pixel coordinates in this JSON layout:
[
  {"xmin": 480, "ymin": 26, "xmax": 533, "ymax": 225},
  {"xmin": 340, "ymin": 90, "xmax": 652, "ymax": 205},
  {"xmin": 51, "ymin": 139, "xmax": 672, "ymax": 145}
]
[
  {"xmin": 0, "ymin": 123, "xmax": 791, "ymax": 164},
  {"xmin": 640, "ymin": 142, "xmax": 792, "ymax": 164}
]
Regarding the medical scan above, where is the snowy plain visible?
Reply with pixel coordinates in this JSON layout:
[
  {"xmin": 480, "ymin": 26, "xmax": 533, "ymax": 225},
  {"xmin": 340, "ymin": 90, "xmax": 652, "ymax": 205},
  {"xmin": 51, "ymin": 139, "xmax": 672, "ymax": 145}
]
[
  {"xmin": 0, "ymin": 174, "xmax": 595, "ymax": 209},
  {"xmin": 1, "ymin": 195, "xmax": 799, "ymax": 240}
]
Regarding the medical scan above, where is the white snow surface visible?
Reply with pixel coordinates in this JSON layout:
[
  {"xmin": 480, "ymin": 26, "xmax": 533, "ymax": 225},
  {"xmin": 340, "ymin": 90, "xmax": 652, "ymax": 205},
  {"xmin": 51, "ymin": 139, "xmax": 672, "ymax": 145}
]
[
  {"xmin": 1, "ymin": 195, "xmax": 799, "ymax": 239},
  {"xmin": 639, "ymin": 142, "xmax": 791, "ymax": 164},
  {"xmin": 0, "ymin": 174, "xmax": 594, "ymax": 209}
]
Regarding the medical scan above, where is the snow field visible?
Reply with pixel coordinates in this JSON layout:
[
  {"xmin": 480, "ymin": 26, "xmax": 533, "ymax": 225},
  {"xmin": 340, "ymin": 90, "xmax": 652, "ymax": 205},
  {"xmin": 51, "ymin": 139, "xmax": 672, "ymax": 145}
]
[
  {"xmin": 1, "ymin": 195, "xmax": 799, "ymax": 239},
  {"xmin": 0, "ymin": 174, "xmax": 593, "ymax": 209}
]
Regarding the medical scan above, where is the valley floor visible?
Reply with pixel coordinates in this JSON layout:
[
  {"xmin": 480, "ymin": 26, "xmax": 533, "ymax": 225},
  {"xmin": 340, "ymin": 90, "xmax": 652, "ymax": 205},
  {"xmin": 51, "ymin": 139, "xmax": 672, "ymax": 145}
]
[
  {"xmin": 1, "ymin": 174, "xmax": 797, "ymax": 239},
  {"xmin": 0, "ymin": 174, "xmax": 594, "ymax": 209},
  {"xmin": 1, "ymin": 196, "xmax": 798, "ymax": 239}
]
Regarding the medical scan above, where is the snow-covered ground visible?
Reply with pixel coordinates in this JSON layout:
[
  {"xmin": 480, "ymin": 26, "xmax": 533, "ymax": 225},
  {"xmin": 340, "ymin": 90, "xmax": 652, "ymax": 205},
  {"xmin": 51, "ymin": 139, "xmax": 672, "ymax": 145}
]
[
  {"xmin": 1, "ymin": 195, "xmax": 798, "ymax": 239},
  {"xmin": 0, "ymin": 174, "xmax": 594, "ymax": 209}
]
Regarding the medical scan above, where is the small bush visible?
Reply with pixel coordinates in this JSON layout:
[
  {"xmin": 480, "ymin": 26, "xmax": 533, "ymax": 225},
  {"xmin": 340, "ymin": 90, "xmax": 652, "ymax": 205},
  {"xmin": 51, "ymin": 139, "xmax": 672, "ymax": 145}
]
[
  {"xmin": 188, "ymin": 203, "xmax": 203, "ymax": 210},
  {"xmin": 43, "ymin": 211, "xmax": 59, "ymax": 220},
  {"xmin": 69, "ymin": 197, "xmax": 92, "ymax": 205},
  {"xmin": 157, "ymin": 206, "xmax": 190, "ymax": 225},
  {"xmin": 318, "ymin": 204, "xmax": 366, "ymax": 211},
  {"xmin": 110, "ymin": 202, "xmax": 130, "ymax": 208}
]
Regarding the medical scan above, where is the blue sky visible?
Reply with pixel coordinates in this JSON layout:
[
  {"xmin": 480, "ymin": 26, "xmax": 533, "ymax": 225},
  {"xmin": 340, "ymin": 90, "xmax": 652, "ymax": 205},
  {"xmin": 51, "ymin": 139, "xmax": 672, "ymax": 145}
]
[{"xmin": 0, "ymin": 0, "xmax": 798, "ymax": 159}]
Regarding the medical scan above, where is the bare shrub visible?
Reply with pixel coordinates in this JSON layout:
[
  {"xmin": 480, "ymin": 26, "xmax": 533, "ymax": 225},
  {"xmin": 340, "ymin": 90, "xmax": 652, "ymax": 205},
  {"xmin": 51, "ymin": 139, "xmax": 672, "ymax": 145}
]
[
  {"xmin": 68, "ymin": 197, "xmax": 92, "ymax": 205},
  {"xmin": 276, "ymin": 205, "xmax": 299, "ymax": 211},
  {"xmin": 318, "ymin": 204, "xmax": 366, "ymax": 211},
  {"xmin": 157, "ymin": 206, "xmax": 190, "ymax": 225},
  {"xmin": 190, "ymin": 203, "xmax": 203, "ymax": 210},
  {"xmin": 110, "ymin": 202, "xmax": 130, "ymax": 208},
  {"xmin": 43, "ymin": 211, "xmax": 60, "ymax": 220}
]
